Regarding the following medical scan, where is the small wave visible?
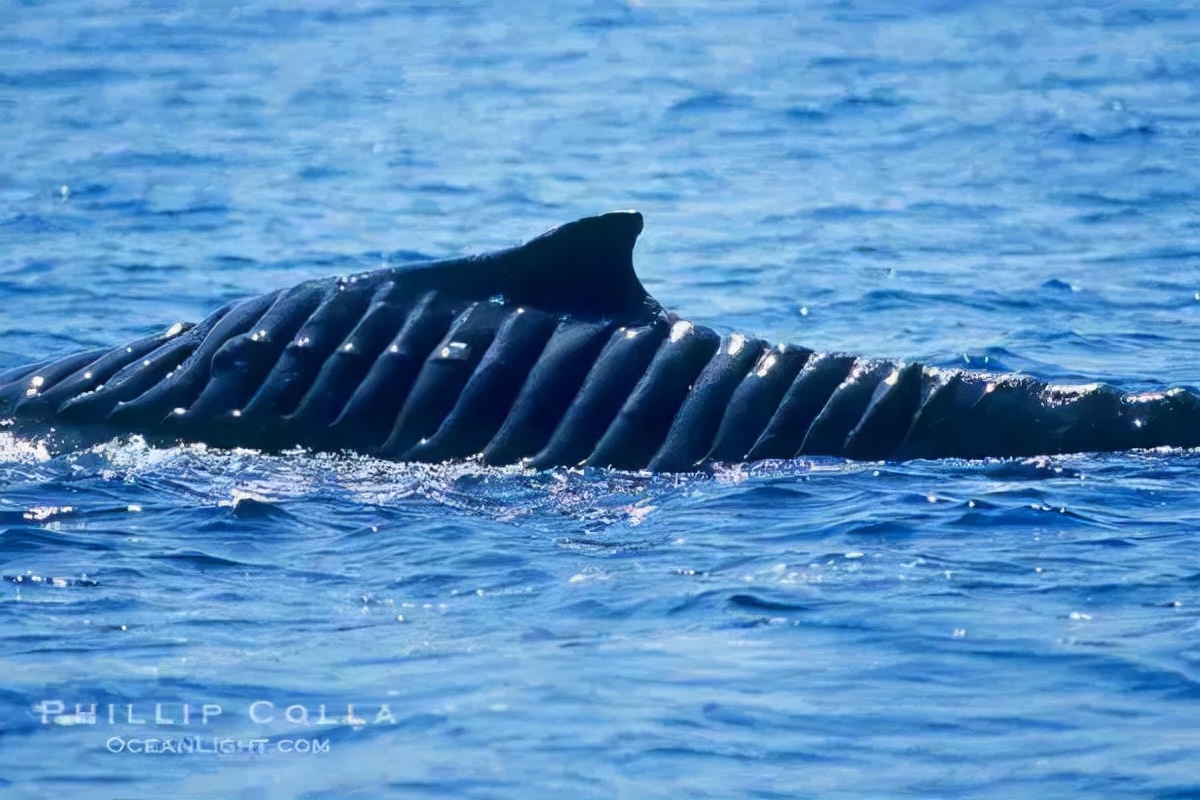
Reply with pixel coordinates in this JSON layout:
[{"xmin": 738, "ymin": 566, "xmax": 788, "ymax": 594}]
[
  {"xmin": 0, "ymin": 432, "xmax": 52, "ymax": 464},
  {"xmin": 667, "ymin": 91, "xmax": 753, "ymax": 116}
]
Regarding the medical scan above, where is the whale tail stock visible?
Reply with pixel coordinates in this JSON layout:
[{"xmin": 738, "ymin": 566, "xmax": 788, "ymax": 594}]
[{"xmin": 3, "ymin": 211, "xmax": 1200, "ymax": 468}]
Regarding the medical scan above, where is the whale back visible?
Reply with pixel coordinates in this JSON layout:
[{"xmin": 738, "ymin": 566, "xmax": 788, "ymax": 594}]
[{"xmin": 7, "ymin": 211, "xmax": 1181, "ymax": 469}]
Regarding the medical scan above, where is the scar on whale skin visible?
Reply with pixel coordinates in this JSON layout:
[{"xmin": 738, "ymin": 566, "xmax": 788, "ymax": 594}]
[{"xmin": 2, "ymin": 211, "xmax": 1198, "ymax": 470}]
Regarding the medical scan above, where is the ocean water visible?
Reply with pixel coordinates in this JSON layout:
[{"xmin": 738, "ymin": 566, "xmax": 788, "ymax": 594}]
[{"xmin": 3, "ymin": 1, "xmax": 1200, "ymax": 797}]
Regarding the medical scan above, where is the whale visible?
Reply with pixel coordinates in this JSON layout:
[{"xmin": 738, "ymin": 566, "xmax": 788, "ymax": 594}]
[{"xmin": 2, "ymin": 211, "xmax": 1199, "ymax": 470}]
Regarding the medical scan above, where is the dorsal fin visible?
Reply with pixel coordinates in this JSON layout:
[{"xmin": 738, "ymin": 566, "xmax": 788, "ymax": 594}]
[
  {"xmin": 400, "ymin": 211, "xmax": 658, "ymax": 321},
  {"xmin": 381, "ymin": 211, "xmax": 660, "ymax": 320},
  {"xmin": 487, "ymin": 210, "xmax": 657, "ymax": 319}
]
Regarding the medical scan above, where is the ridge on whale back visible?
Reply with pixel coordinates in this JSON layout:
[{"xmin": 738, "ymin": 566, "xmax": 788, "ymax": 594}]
[{"xmin": 2, "ymin": 210, "xmax": 1199, "ymax": 471}]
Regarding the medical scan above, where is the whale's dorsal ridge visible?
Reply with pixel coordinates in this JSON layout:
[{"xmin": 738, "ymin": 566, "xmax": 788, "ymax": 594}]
[
  {"xmin": 5, "ymin": 209, "xmax": 1200, "ymax": 468},
  {"xmin": 479, "ymin": 209, "xmax": 658, "ymax": 320}
]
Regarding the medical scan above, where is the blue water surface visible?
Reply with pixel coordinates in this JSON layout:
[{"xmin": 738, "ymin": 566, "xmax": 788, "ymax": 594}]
[{"xmin": 3, "ymin": 1, "xmax": 1200, "ymax": 798}]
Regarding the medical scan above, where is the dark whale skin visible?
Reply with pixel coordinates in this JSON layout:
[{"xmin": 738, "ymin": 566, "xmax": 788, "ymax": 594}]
[{"xmin": 3, "ymin": 211, "xmax": 1198, "ymax": 470}]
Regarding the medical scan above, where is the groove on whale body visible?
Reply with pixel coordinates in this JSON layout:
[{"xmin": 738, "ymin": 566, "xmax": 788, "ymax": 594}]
[{"xmin": 3, "ymin": 210, "xmax": 1200, "ymax": 470}]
